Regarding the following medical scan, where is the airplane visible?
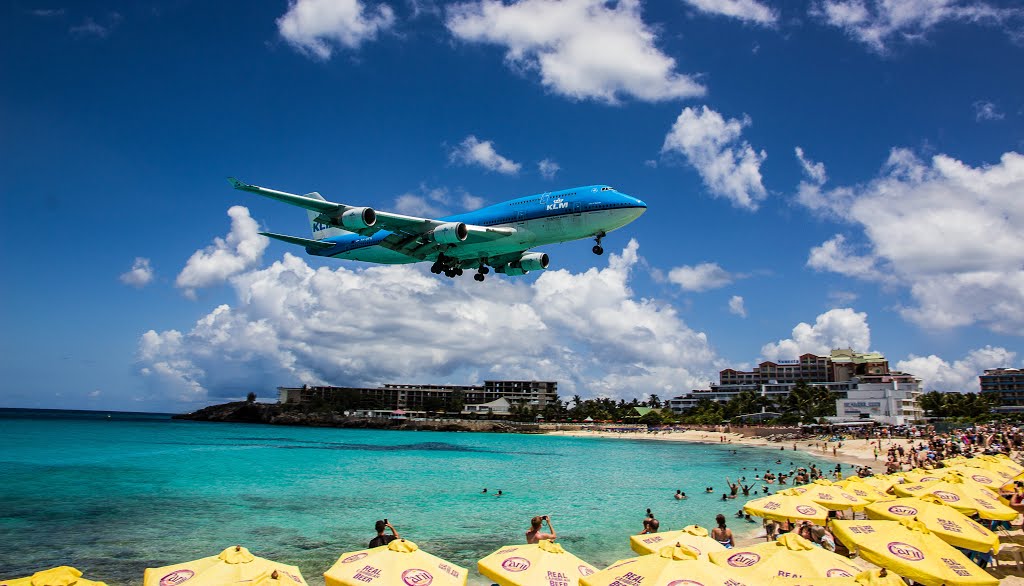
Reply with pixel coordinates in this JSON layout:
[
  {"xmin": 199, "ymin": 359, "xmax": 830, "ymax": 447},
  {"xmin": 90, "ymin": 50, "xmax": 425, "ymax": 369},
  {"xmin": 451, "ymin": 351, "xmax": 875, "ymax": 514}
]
[{"xmin": 228, "ymin": 178, "xmax": 647, "ymax": 281}]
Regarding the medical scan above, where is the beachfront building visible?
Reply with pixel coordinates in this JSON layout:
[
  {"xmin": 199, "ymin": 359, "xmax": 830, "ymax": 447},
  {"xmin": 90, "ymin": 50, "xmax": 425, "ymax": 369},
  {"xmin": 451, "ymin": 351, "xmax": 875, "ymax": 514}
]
[
  {"xmin": 666, "ymin": 349, "xmax": 923, "ymax": 424},
  {"xmin": 277, "ymin": 380, "xmax": 557, "ymax": 412},
  {"xmin": 833, "ymin": 373, "xmax": 924, "ymax": 425},
  {"xmin": 980, "ymin": 368, "xmax": 1024, "ymax": 408}
]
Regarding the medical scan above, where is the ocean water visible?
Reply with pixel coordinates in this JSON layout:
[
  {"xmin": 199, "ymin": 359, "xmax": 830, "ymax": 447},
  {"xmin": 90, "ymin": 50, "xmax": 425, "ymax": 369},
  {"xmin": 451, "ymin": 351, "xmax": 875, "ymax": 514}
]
[{"xmin": 0, "ymin": 409, "xmax": 843, "ymax": 584}]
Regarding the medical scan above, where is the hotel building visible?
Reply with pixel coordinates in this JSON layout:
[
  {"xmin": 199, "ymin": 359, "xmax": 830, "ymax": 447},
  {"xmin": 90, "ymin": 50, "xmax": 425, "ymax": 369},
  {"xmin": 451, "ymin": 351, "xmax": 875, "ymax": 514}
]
[
  {"xmin": 277, "ymin": 380, "xmax": 558, "ymax": 412},
  {"xmin": 980, "ymin": 368, "xmax": 1024, "ymax": 408}
]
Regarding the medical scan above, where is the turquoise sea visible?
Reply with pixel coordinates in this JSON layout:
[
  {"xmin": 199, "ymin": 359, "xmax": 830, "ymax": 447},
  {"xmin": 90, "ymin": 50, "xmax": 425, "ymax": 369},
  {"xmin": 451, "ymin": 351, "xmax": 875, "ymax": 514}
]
[{"xmin": 0, "ymin": 409, "xmax": 845, "ymax": 584}]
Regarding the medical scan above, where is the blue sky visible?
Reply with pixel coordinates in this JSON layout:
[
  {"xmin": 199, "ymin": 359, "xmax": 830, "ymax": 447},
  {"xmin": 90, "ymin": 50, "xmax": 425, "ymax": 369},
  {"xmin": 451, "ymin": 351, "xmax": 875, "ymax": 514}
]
[{"xmin": 1, "ymin": 0, "xmax": 1022, "ymax": 412}]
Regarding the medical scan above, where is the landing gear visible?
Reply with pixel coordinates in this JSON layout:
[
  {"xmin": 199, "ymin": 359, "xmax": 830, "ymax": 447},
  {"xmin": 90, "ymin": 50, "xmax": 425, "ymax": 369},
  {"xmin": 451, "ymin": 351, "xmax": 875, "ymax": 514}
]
[
  {"xmin": 592, "ymin": 231, "xmax": 605, "ymax": 255},
  {"xmin": 474, "ymin": 264, "xmax": 490, "ymax": 282},
  {"xmin": 474, "ymin": 273, "xmax": 485, "ymax": 282}
]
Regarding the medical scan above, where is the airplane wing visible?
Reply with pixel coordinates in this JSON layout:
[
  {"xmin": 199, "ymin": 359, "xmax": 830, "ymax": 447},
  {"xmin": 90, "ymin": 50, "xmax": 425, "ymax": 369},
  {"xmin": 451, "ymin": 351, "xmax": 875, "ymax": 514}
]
[
  {"xmin": 229, "ymin": 177, "xmax": 515, "ymax": 260},
  {"xmin": 259, "ymin": 232, "xmax": 335, "ymax": 250}
]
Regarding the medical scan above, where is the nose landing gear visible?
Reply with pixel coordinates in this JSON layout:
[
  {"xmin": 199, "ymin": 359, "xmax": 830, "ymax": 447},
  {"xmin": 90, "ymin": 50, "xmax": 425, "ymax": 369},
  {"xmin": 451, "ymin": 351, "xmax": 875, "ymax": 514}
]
[{"xmin": 592, "ymin": 231, "xmax": 606, "ymax": 255}]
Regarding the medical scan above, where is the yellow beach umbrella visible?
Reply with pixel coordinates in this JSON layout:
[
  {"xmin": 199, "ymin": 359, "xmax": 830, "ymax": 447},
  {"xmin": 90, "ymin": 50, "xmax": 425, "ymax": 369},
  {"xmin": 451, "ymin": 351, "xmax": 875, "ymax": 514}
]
[
  {"xmin": 478, "ymin": 540, "xmax": 595, "ymax": 586},
  {"xmin": 582, "ymin": 544, "xmax": 753, "ymax": 586},
  {"xmin": 144, "ymin": 546, "xmax": 306, "ymax": 586},
  {"xmin": 860, "ymin": 474, "xmax": 899, "ymax": 493},
  {"xmin": 944, "ymin": 466, "xmax": 1005, "ymax": 492},
  {"xmin": 864, "ymin": 496, "xmax": 999, "ymax": 553},
  {"xmin": 1, "ymin": 566, "xmax": 108, "ymax": 586},
  {"xmin": 744, "ymin": 489, "xmax": 829, "ymax": 524},
  {"xmin": 630, "ymin": 524, "xmax": 727, "ymax": 557},
  {"xmin": 853, "ymin": 568, "xmax": 906, "ymax": 586},
  {"xmin": 325, "ymin": 539, "xmax": 467, "ymax": 586},
  {"xmin": 835, "ymin": 478, "xmax": 890, "ymax": 503},
  {"xmin": 957, "ymin": 458, "xmax": 1019, "ymax": 480},
  {"xmin": 897, "ymin": 469, "xmax": 942, "ymax": 483},
  {"xmin": 792, "ymin": 480, "xmax": 871, "ymax": 510},
  {"xmin": 761, "ymin": 568, "xmax": 905, "ymax": 586},
  {"xmin": 977, "ymin": 454, "xmax": 1024, "ymax": 475},
  {"xmin": 892, "ymin": 475, "xmax": 1017, "ymax": 520},
  {"xmin": 708, "ymin": 533, "xmax": 861, "ymax": 580},
  {"xmin": 831, "ymin": 519, "xmax": 997, "ymax": 586}
]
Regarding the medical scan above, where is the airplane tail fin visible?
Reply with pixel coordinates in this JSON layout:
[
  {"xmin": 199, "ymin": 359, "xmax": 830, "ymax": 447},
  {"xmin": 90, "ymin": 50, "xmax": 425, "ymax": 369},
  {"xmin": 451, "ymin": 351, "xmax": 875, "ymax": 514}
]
[{"xmin": 304, "ymin": 191, "xmax": 350, "ymax": 240}]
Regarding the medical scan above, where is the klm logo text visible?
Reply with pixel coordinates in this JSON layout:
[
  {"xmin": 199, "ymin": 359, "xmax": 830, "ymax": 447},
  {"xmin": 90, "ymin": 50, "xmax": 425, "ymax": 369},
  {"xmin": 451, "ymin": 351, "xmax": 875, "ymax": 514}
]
[{"xmin": 546, "ymin": 198, "xmax": 568, "ymax": 211}]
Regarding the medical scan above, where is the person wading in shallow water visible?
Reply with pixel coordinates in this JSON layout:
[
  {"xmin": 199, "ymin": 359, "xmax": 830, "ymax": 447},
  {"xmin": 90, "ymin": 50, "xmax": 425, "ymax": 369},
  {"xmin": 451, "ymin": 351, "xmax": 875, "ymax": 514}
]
[
  {"xmin": 526, "ymin": 515, "xmax": 556, "ymax": 544},
  {"xmin": 711, "ymin": 514, "xmax": 734, "ymax": 549},
  {"xmin": 369, "ymin": 520, "xmax": 400, "ymax": 548}
]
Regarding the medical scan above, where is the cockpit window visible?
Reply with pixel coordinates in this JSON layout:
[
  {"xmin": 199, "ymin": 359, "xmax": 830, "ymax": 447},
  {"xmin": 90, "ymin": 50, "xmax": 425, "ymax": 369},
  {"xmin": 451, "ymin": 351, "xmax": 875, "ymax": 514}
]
[{"xmin": 601, "ymin": 187, "xmax": 614, "ymax": 191}]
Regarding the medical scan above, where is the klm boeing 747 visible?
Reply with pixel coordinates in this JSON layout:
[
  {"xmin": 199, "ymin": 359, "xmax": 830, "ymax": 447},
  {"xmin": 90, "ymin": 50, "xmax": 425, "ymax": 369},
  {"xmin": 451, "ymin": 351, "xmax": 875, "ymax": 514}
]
[{"xmin": 229, "ymin": 178, "xmax": 647, "ymax": 281}]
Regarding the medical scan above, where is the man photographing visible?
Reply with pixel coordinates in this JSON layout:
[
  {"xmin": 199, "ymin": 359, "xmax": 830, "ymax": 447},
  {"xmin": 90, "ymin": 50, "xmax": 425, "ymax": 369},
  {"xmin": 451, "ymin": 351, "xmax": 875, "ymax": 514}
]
[
  {"xmin": 525, "ymin": 515, "xmax": 556, "ymax": 544},
  {"xmin": 369, "ymin": 519, "xmax": 401, "ymax": 548}
]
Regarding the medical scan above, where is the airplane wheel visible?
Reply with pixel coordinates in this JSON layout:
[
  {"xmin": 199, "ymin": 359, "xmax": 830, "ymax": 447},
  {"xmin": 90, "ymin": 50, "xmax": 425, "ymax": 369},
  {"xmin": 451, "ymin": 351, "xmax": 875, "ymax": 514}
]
[
  {"xmin": 444, "ymin": 268, "xmax": 455, "ymax": 278},
  {"xmin": 480, "ymin": 266, "xmax": 490, "ymax": 275},
  {"xmin": 474, "ymin": 273, "xmax": 485, "ymax": 282},
  {"xmin": 455, "ymin": 268, "xmax": 464, "ymax": 276},
  {"xmin": 593, "ymin": 245, "xmax": 604, "ymax": 255},
  {"xmin": 430, "ymin": 264, "xmax": 442, "ymax": 274}
]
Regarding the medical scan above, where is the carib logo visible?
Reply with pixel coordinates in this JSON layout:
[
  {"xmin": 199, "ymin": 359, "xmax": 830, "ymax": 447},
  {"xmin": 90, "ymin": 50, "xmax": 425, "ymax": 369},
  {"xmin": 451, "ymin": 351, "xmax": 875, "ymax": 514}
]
[
  {"xmin": 888, "ymin": 542, "xmax": 926, "ymax": 561},
  {"xmin": 502, "ymin": 557, "xmax": 531, "ymax": 572},
  {"xmin": 159, "ymin": 570, "xmax": 195, "ymax": 586},
  {"xmin": 726, "ymin": 552, "xmax": 761, "ymax": 567},
  {"xmin": 796, "ymin": 505, "xmax": 818, "ymax": 515},
  {"xmin": 401, "ymin": 569, "xmax": 433, "ymax": 586},
  {"xmin": 888, "ymin": 505, "xmax": 918, "ymax": 516}
]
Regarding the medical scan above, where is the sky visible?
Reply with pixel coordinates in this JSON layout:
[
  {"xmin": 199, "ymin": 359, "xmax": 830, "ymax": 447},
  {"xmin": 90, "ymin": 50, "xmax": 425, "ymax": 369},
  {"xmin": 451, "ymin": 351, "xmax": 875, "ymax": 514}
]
[{"xmin": 1, "ymin": 0, "xmax": 1023, "ymax": 413}]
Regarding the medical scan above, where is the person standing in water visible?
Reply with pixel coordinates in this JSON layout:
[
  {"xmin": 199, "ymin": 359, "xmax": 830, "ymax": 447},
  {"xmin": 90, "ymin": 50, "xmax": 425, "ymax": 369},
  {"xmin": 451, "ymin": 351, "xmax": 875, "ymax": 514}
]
[
  {"xmin": 526, "ymin": 515, "xmax": 556, "ymax": 544},
  {"xmin": 711, "ymin": 514, "xmax": 734, "ymax": 548}
]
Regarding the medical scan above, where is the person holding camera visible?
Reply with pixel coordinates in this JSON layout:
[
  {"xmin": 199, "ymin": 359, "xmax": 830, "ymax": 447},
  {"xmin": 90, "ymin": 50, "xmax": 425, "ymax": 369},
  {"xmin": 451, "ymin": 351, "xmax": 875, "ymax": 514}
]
[
  {"xmin": 369, "ymin": 519, "xmax": 400, "ymax": 548},
  {"xmin": 526, "ymin": 515, "xmax": 556, "ymax": 544}
]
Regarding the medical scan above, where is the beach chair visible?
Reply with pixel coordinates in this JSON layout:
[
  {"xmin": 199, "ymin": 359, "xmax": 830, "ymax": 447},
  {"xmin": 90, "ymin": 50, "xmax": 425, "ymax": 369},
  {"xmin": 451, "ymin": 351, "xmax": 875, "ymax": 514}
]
[{"xmin": 994, "ymin": 543, "xmax": 1024, "ymax": 570}]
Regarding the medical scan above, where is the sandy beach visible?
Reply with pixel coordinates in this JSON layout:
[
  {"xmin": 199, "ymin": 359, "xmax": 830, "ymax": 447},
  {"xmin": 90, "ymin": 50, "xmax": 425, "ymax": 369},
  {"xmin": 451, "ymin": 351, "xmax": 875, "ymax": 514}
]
[{"xmin": 545, "ymin": 427, "xmax": 1024, "ymax": 584}]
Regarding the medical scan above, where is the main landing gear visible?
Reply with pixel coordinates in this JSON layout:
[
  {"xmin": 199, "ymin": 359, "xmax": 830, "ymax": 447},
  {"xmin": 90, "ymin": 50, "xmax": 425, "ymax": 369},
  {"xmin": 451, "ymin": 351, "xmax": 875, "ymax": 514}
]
[
  {"xmin": 592, "ymin": 231, "xmax": 606, "ymax": 255},
  {"xmin": 431, "ymin": 255, "xmax": 490, "ymax": 282}
]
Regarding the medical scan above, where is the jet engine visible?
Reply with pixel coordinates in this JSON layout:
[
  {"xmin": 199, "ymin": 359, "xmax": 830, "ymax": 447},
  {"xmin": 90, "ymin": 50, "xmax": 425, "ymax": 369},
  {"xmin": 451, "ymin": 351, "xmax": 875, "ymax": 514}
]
[
  {"xmin": 430, "ymin": 222, "xmax": 469, "ymax": 244},
  {"xmin": 502, "ymin": 252, "xmax": 550, "ymax": 275},
  {"xmin": 341, "ymin": 207, "xmax": 376, "ymax": 230}
]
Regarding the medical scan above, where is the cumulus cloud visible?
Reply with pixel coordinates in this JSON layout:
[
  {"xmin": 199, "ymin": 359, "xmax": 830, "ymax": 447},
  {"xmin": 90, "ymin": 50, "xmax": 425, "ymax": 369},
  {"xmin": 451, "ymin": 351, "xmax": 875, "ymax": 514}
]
[
  {"xmin": 175, "ymin": 206, "xmax": 269, "ymax": 299},
  {"xmin": 796, "ymin": 148, "xmax": 1024, "ymax": 334},
  {"xmin": 682, "ymin": 0, "xmax": 777, "ymax": 25},
  {"xmin": 729, "ymin": 295, "xmax": 747, "ymax": 318},
  {"xmin": 393, "ymin": 185, "xmax": 484, "ymax": 216},
  {"xmin": 761, "ymin": 308, "xmax": 871, "ymax": 361},
  {"xmin": 974, "ymin": 100, "xmax": 1005, "ymax": 121},
  {"xmin": 449, "ymin": 135, "xmax": 521, "ymax": 174},
  {"xmin": 897, "ymin": 346, "xmax": 1018, "ymax": 392},
  {"xmin": 662, "ymin": 106, "xmax": 768, "ymax": 211},
  {"xmin": 812, "ymin": 0, "xmax": 1023, "ymax": 52},
  {"xmin": 120, "ymin": 257, "xmax": 155, "ymax": 288},
  {"xmin": 667, "ymin": 262, "xmax": 735, "ymax": 292},
  {"xmin": 277, "ymin": 0, "xmax": 395, "ymax": 59},
  {"xmin": 795, "ymin": 146, "xmax": 827, "ymax": 185},
  {"xmin": 446, "ymin": 0, "xmax": 705, "ymax": 103},
  {"xmin": 138, "ymin": 241, "xmax": 721, "ymax": 404},
  {"xmin": 538, "ymin": 158, "xmax": 561, "ymax": 180},
  {"xmin": 807, "ymin": 234, "xmax": 877, "ymax": 279}
]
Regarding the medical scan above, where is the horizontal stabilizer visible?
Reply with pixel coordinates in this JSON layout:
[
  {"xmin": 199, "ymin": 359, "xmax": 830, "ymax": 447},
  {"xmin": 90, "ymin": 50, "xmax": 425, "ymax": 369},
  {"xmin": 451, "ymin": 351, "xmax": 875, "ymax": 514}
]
[{"xmin": 259, "ymin": 231, "xmax": 335, "ymax": 250}]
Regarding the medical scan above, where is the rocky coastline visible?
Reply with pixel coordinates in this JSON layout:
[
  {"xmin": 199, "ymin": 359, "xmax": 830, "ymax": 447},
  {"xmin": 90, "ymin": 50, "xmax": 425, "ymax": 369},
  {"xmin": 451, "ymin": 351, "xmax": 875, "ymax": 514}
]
[{"xmin": 172, "ymin": 401, "xmax": 534, "ymax": 433}]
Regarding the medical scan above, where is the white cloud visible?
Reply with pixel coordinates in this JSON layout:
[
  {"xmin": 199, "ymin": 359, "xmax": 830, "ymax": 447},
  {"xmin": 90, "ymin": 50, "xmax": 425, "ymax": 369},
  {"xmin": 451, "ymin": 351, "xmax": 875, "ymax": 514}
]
[
  {"xmin": 446, "ymin": 0, "xmax": 705, "ymax": 103},
  {"xmin": 898, "ymin": 346, "xmax": 1018, "ymax": 392},
  {"xmin": 667, "ymin": 262, "xmax": 735, "ymax": 292},
  {"xmin": 175, "ymin": 206, "xmax": 269, "ymax": 299},
  {"xmin": 682, "ymin": 0, "xmax": 777, "ymax": 25},
  {"xmin": 974, "ymin": 100, "xmax": 1005, "ymax": 121},
  {"xmin": 393, "ymin": 185, "xmax": 483, "ymax": 216},
  {"xmin": 120, "ymin": 257, "xmax": 155, "ymax": 288},
  {"xmin": 138, "ymin": 241, "xmax": 721, "ymax": 404},
  {"xmin": 796, "ymin": 149, "xmax": 1024, "ymax": 334},
  {"xmin": 449, "ymin": 135, "xmax": 521, "ymax": 174},
  {"xmin": 729, "ymin": 295, "xmax": 747, "ymax": 318},
  {"xmin": 277, "ymin": 0, "xmax": 395, "ymax": 59},
  {"xmin": 807, "ymin": 234, "xmax": 877, "ymax": 279},
  {"xmin": 761, "ymin": 308, "xmax": 871, "ymax": 361},
  {"xmin": 812, "ymin": 0, "xmax": 1023, "ymax": 52},
  {"xmin": 460, "ymin": 192, "xmax": 485, "ymax": 210},
  {"xmin": 795, "ymin": 146, "xmax": 827, "ymax": 185},
  {"xmin": 538, "ymin": 158, "xmax": 560, "ymax": 180},
  {"xmin": 662, "ymin": 106, "xmax": 768, "ymax": 211},
  {"xmin": 70, "ymin": 13, "xmax": 121, "ymax": 38}
]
